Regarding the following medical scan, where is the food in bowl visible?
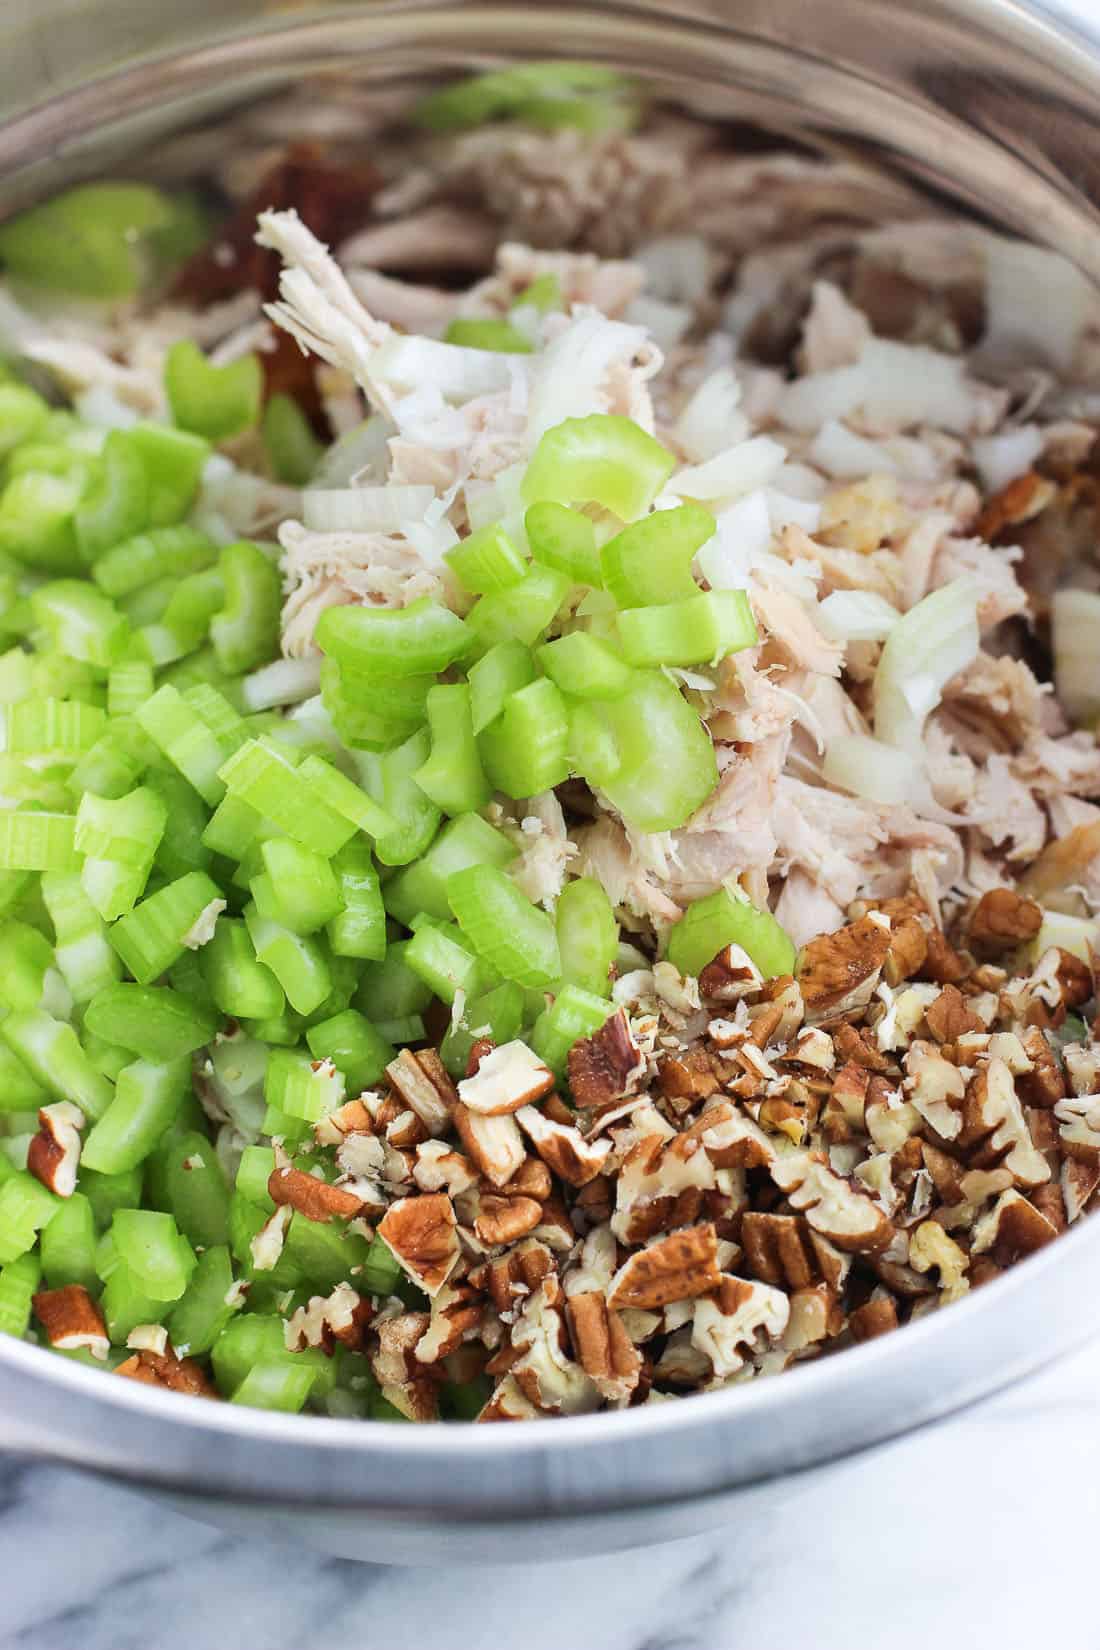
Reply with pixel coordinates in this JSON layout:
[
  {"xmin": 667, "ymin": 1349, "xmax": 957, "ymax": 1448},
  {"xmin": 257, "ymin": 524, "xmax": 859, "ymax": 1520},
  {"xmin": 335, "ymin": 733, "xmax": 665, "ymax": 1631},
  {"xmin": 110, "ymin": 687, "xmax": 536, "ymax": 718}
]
[{"xmin": 0, "ymin": 65, "xmax": 1097, "ymax": 1422}]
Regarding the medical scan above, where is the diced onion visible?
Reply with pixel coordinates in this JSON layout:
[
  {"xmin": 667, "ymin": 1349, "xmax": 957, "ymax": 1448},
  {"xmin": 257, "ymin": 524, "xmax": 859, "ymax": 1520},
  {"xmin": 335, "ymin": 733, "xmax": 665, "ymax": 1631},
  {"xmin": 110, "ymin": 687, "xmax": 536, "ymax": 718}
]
[
  {"xmin": 970, "ymin": 424, "xmax": 1044, "ymax": 494},
  {"xmin": 695, "ymin": 490, "xmax": 772, "ymax": 591},
  {"xmin": 1051, "ymin": 587, "xmax": 1100, "ymax": 725},
  {"xmin": 312, "ymin": 416, "xmax": 390, "ymax": 487},
  {"xmin": 779, "ymin": 339, "xmax": 981, "ymax": 436},
  {"xmin": 872, "ymin": 577, "xmax": 980, "ymax": 752},
  {"xmin": 241, "ymin": 656, "xmax": 323, "ymax": 712},
  {"xmin": 371, "ymin": 333, "xmax": 516, "ymax": 400},
  {"xmin": 302, "ymin": 485, "xmax": 436, "ymax": 534},
  {"xmin": 817, "ymin": 590, "xmax": 902, "ymax": 643},
  {"xmin": 673, "ymin": 435, "xmax": 787, "ymax": 503},
  {"xmin": 674, "ymin": 366, "xmax": 748, "ymax": 462},
  {"xmin": 810, "ymin": 418, "xmax": 899, "ymax": 479},
  {"xmin": 822, "ymin": 734, "xmax": 917, "ymax": 805},
  {"xmin": 527, "ymin": 312, "xmax": 652, "ymax": 444}
]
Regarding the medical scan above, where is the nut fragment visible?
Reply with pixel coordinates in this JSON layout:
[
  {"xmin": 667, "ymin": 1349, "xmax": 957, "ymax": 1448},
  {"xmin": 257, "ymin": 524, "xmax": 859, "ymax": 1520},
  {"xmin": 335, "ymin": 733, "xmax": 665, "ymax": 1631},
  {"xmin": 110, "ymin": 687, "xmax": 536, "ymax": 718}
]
[
  {"xmin": 567, "ymin": 1010, "xmax": 642, "ymax": 1107},
  {"xmin": 797, "ymin": 917, "xmax": 891, "ymax": 1021},
  {"xmin": 285, "ymin": 1282, "xmax": 371, "ymax": 1353},
  {"xmin": 769, "ymin": 1151, "xmax": 894, "ymax": 1253},
  {"xmin": 478, "ymin": 1373, "xmax": 541, "ymax": 1422},
  {"xmin": 516, "ymin": 1104, "xmax": 611, "ymax": 1186},
  {"xmin": 566, "ymin": 1291, "xmax": 641, "ymax": 1403},
  {"xmin": 474, "ymin": 1193, "xmax": 544, "ymax": 1247},
  {"xmin": 378, "ymin": 1192, "xmax": 460, "ymax": 1297},
  {"xmin": 607, "ymin": 1223, "xmax": 722, "ymax": 1310},
  {"xmin": 692, "ymin": 1275, "xmax": 790, "ymax": 1378},
  {"xmin": 268, "ymin": 1164, "xmax": 365, "ymax": 1222},
  {"xmin": 970, "ymin": 1189, "xmax": 1059, "ymax": 1263},
  {"xmin": 457, "ymin": 1040, "xmax": 555, "ymax": 1115},
  {"xmin": 115, "ymin": 1348, "xmax": 217, "ymax": 1396},
  {"xmin": 848, "ymin": 1294, "xmax": 898, "ymax": 1342},
  {"xmin": 924, "ymin": 985, "xmax": 983, "ymax": 1045},
  {"xmin": 26, "ymin": 1101, "xmax": 84, "ymax": 1199},
  {"xmin": 968, "ymin": 888, "xmax": 1042, "ymax": 954},
  {"xmin": 386, "ymin": 1048, "xmax": 456, "ymax": 1135},
  {"xmin": 32, "ymin": 1284, "xmax": 109, "ymax": 1359},
  {"xmin": 452, "ymin": 1103, "xmax": 526, "ymax": 1188}
]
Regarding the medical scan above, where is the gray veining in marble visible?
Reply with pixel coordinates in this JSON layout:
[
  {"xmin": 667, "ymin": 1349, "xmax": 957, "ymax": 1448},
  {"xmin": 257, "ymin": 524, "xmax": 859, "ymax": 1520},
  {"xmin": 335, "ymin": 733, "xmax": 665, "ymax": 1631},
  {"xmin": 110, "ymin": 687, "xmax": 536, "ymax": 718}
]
[{"xmin": 2, "ymin": 1334, "xmax": 1100, "ymax": 1650}]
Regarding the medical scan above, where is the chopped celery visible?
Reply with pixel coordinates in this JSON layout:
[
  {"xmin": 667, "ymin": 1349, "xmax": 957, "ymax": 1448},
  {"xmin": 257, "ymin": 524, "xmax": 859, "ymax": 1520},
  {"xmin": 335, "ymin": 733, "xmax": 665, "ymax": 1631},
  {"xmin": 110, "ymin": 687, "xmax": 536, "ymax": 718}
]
[{"xmin": 667, "ymin": 887, "xmax": 796, "ymax": 980}]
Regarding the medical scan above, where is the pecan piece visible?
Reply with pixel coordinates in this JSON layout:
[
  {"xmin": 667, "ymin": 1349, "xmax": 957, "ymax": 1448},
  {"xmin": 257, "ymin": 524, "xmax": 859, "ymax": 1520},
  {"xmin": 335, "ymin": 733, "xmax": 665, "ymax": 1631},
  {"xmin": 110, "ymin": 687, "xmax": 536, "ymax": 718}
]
[
  {"xmin": 740, "ymin": 1211, "xmax": 819, "ymax": 1289},
  {"xmin": 566, "ymin": 1291, "xmax": 641, "ymax": 1403},
  {"xmin": 512, "ymin": 1278, "xmax": 600, "ymax": 1414},
  {"xmin": 833, "ymin": 1023, "xmax": 889, "ymax": 1072},
  {"xmin": 478, "ymin": 1374, "xmax": 541, "ymax": 1422},
  {"xmin": 884, "ymin": 916, "xmax": 929, "ymax": 987},
  {"xmin": 657, "ymin": 1047, "xmax": 720, "ymax": 1102},
  {"xmin": 1017, "ymin": 1027, "xmax": 1066, "ymax": 1108},
  {"xmin": 115, "ymin": 1348, "xmax": 217, "ymax": 1396},
  {"xmin": 516, "ymin": 1104, "xmax": 611, "ymax": 1186},
  {"xmin": 797, "ymin": 917, "xmax": 891, "ymax": 1022},
  {"xmin": 378, "ymin": 1193, "xmax": 460, "ymax": 1297},
  {"xmin": 848, "ymin": 1294, "xmax": 898, "ymax": 1343},
  {"xmin": 386, "ymin": 1048, "xmax": 456, "ymax": 1135},
  {"xmin": 968, "ymin": 888, "xmax": 1042, "ymax": 955},
  {"xmin": 692, "ymin": 1275, "xmax": 790, "ymax": 1378},
  {"xmin": 567, "ymin": 1010, "xmax": 642, "ymax": 1107},
  {"xmin": 457, "ymin": 1040, "xmax": 555, "ymax": 1115},
  {"xmin": 32, "ymin": 1284, "xmax": 108, "ymax": 1359},
  {"xmin": 921, "ymin": 925, "xmax": 967, "ymax": 985},
  {"xmin": 285, "ymin": 1282, "xmax": 372, "ymax": 1354},
  {"xmin": 268, "ymin": 1164, "xmax": 365, "ymax": 1222},
  {"xmin": 698, "ymin": 944, "xmax": 762, "ymax": 1001},
  {"xmin": 485, "ymin": 1239, "xmax": 554, "ymax": 1315},
  {"xmin": 769, "ymin": 1151, "xmax": 894, "ymax": 1253},
  {"xmin": 960, "ymin": 1058, "xmax": 1051, "ymax": 1186},
  {"xmin": 971, "ymin": 1189, "xmax": 1060, "ymax": 1264},
  {"xmin": 974, "ymin": 469, "xmax": 1056, "ymax": 542},
  {"xmin": 607, "ymin": 1223, "xmax": 722, "ymax": 1310},
  {"xmin": 924, "ymin": 985, "xmax": 983, "ymax": 1045},
  {"xmin": 475, "ymin": 1193, "xmax": 544, "ymax": 1247},
  {"xmin": 452, "ymin": 1104, "xmax": 526, "ymax": 1188},
  {"xmin": 26, "ymin": 1101, "xmax": 83, "ymax": 1198}
]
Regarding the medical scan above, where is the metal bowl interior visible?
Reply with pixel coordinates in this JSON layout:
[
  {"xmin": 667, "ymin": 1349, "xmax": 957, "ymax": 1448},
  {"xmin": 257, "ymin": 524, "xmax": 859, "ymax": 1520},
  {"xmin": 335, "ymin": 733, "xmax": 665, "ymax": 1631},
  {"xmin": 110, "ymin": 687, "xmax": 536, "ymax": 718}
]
[{"xmin": 1, "ymin": 0, "xmax": 1100, "ymax": 1536}]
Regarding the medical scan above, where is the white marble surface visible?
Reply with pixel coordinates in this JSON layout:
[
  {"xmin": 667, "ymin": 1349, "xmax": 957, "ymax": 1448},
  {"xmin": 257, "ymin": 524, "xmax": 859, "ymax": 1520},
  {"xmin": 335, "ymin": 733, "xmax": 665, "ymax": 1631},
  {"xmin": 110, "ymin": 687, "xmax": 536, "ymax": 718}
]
[{"xmin": 2, "ymin": 1336, "xmax": 1099, "ymax": 1649}]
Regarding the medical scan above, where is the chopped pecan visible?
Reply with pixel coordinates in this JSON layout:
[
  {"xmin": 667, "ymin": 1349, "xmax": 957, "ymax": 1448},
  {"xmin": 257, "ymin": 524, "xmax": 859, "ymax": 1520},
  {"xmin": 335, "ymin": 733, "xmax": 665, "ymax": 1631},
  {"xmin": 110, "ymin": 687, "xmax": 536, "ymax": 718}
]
[
  {"xmin": 268, "ymin": 1164, "xmax": 365, "ymax": 1222},
  {"xmin": 249, "ymin": 1203, "xmax": 291, "ymax": 1271},
  {"xmin": 797, "ymin": 917, "xmax": 891, "ymax": 1022},
  {"xmin": 657, "ymin": 1047, "xmax": 720, "ymax": 1102},
  {"xmin": 782, "ymin": 1282, "xmax": 841, "ymax": 1351},
  {"xmin": 385, "ymin": 1108, "xmax": 428, "ymax": 1150},
  {"xmin": 1061, "ymin": 1157, "xmax": 1100, "ymax": 1223},
  {"xmin": 452, "ymin": 1104, "xmax": 526, "ymax": 1188},
  {"xmin": 686, "ymin": 1099, "xmax": 776, "ymax": 1169},
  {"xmin": 1054, "ymin": 1093, "xmax": 1100, "ymax": 1162},
  {"xmin": 921, "ymin": 1140, "xmax": 966, "ymax": 1205},
  {"xmin": 692, "ymin": 1275, "xmax": 789, "ymax": 1378},
  {"xmin": 698, "ymin": 944, "xmax": 762, "ymax": 1001},
  {"xmin": 908, "ymin": 1220, "xmax": 969, "ymax": 1298},
  {"xmin": 968, "ymin": 888, "xmax": 1042, "ymax": 955},
  {"xmin": 884, "ymin": 917, "xmax": 929, "ymax": 987},
  {"xmin": 377, "ymin": 1192, "xmax": 460, "ymax": 1297},
  {"xmin": 905, "ymin": 1040, "xmax": 966, "ymax": 1140},
  {"xmin": 1028, "ymin": 1182, "xmax": 1067, "ymax": 1235},
  {"xmin": 412, "ymin": 1138, "xmax": 478, "ymax": 1196},
  {"xmin": 848, "ymin": 1294, "xmax": 898, "ymax": 1342},
  {"xmin": 974, "ymin": 469, "xmax": 1056, "ymax": 541},
  {"xmin": 921, "ymin": 926, "xmax": 967, "ymax": 985},
  {"xmin": 566, "ymin": 1291, "xmax": 641, "ymax": 1403},
  {"xmin": 475, "ymin": 1193, "xmax": 544, "ymax": 1247},
  {"xmin": 607, "ymin": 1223, "xmax": 722, "ymax": 1310},
  {"xmin": 314, "ymin": 1097, "xmax": 374, "ymax": 1148},
  {"xmin": 415, "ymin": 1281, "xmax": 483, "ymax": 1364},
  {"xmin": 32, "ymin": 1284, "xmax": 108, "ymax": 1359},
  {"xmin": 26, "ymin": 1101, "xmax": 83, "ymax": 1198},
  {"xmin": 115, "ymin": 1348, "xmax": 217, "ymax": 1396},
  {"xmin": 285, "ymin": 1282, "xmax": 371, "ymax": 1354},
  {"xmin": 512, "ymin": 1278, "xmax": 600, "ymax": 1415},
  {"xmin": 567, "ymin": 1010, "xmax": 642, "ymax": 1108},
  {"xmin": 371, "ymin": 1311, "xmax": 440, "ymax": 1420},
  {"xmin": 740, "ymin": 1211, "xmax": 819, "ymax": 1288},
  {"xmin": 769, "ymin": 1151, "xmax": 894, "ymax": 1253},
  {"xmin": 386, "ymin": 1048, "xmax": 456, "ymax": 1135},
  {"xmin": 610, "ymin": 1130, "xmax": 715, "ymax": 1244},
  {"xmin": 833, "ymin": 1023, "xmax": 889, "ymax": 1072},
  {"xmin": 1017, "ymin": 1027, "xmax": 1066, "ymax": 1108},
  {"xmin": 457, "ymin": 1040, "xmax": 555, "ymax": 1115},
  {"xmin": 970, "ymin": 1189, "xmax": 1060, "ymax": 1263},
  {"xmin": 516, "ymin": 1104, "xmax": 611, "ymax": 1186},
  {"xmin": 500, "ymin": 1156, "xmax": 553, "ymax": 1201},
  {"xmin": 478, "ymin": 1374, "xmax": 541, "ymax": 1422},
  {"xmin": 959, "ymin": 1058, "xmax": 1051, "ymax": 1186},
  {"xmin": 821, "ymin": 1062, "xmax": 870, "ymax": 1143},
  {"xmin": 924, "ymin": 985, "xmax": 983, "ymax": 1045},
  {"xmin": 485, "ymin": 1239, "xmax": 554, "ymax": 1315}
]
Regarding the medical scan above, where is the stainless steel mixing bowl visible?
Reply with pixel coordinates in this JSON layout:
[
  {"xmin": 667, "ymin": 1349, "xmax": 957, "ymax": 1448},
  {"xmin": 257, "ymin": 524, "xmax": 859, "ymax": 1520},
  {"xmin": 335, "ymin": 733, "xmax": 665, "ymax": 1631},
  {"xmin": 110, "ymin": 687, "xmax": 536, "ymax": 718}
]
[{"xmin": 0, "ymin": 0, "xmax": 1098, "ymax": 1564}]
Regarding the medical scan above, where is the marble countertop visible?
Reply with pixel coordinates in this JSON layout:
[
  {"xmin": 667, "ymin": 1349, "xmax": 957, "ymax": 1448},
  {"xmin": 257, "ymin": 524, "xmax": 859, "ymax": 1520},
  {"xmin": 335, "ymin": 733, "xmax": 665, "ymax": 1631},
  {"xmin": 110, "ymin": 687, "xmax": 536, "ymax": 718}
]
[{"xmin": 2, "ymin": 1335, "xmax": 1099, "ymax": 1650}]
